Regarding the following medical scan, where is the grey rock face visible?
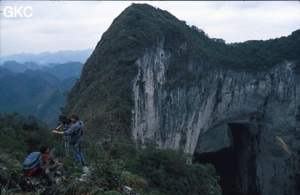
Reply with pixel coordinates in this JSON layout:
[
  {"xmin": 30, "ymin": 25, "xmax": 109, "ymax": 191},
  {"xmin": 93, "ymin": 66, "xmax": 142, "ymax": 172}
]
[{"xmin": 132, "ymin": 41, "xmax": 300, "ymax": 194}]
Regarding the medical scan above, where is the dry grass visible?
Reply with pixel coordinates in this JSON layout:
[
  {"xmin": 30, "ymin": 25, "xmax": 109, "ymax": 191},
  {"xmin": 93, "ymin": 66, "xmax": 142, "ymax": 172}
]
[
  {"xmin": 275, "ymin": 136, "xmax": 299, "ymax": 174},
  {"xmin": 275, "ymin": 136, "xmax": 292, "ymax": 157}
]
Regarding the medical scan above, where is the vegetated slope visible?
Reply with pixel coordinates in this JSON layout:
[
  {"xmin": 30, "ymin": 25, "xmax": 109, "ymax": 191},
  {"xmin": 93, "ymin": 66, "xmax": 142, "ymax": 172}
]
[
  {"xmin": 0, "ymin": 68, "xmax": 60, "ymax": 115},
  {"xmin": 44, "ymin": 62, "xmax": 83, "ymax": 80},
  {"xmin": 64, "ymin": 3, "xmax": 299, "ymax": 136}
]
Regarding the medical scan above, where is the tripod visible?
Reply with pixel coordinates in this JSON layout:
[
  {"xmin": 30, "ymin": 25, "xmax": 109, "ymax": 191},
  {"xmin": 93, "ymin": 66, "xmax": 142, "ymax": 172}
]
[
  {"xmin": 62, "ymin": 130, "xmax": 69, "ymax": 158},
  {"xmin": 55, "ymin": 123, "xmax": 70, "ymax": 158}
]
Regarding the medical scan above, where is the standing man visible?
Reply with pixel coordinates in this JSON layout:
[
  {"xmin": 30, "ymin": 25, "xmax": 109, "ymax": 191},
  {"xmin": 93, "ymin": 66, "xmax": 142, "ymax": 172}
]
[{"xmin": 52, "ymin": 113, "xmax": 87, "ymax": 169}]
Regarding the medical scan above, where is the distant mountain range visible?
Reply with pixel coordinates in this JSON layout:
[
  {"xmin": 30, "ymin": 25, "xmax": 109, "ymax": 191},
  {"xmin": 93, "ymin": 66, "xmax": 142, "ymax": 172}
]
[
  {"xmin": 0, "ymin": 61, "xmax": 84, "ymax": 126},
  {"xmin": 2, "ymin": 60, "xmax": 83, "ymax": 80},
  {"xmin": 0, "ymin": 49, "xmax": 89, "ymax": 126},
  {"xmin": 0, "ymin": 49, "xmax": 93, "ymax": 65},
  {"xmin": 1, "ymin": 61, "xmax": 42, "ymax": 73}
]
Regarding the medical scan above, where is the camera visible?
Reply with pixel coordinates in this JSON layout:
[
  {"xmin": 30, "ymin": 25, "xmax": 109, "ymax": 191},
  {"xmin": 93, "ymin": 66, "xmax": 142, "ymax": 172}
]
[{"xmin": 59, "ymin": 115, "xmax": 72, "ymax": 125}]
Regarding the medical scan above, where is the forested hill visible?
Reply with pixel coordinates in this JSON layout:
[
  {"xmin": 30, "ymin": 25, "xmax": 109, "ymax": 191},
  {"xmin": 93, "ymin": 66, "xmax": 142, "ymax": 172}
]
[
  {"xmin": 62, "ymin": 4, "xmax": 300, "ymax": 195},
  {"xmin": 64, "ymin": 3, "xmax": 299, "ymax": 132}
]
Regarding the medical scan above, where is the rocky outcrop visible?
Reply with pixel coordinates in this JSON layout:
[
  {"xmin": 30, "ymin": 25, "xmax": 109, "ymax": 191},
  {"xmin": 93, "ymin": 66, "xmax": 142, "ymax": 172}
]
[
  {"xmin": 60, "ymin": 4, "xmax": 299, "ymax": 194},
  {"xmin": 131, "ymin": 41, "xmax": 300, "ymax": 194}
]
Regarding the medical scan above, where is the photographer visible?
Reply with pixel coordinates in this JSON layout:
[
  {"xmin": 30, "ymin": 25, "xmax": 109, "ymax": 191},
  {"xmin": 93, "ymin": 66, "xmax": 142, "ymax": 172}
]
[{"xmin": 52, "ymin": 113, "xmax": 87, "ymax": 169}]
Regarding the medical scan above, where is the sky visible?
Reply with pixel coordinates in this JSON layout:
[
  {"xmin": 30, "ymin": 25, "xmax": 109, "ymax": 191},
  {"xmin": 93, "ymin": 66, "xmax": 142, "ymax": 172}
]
[{"xmin": 0, "ymin": 1, "xmax": 299, "ymax": 57}]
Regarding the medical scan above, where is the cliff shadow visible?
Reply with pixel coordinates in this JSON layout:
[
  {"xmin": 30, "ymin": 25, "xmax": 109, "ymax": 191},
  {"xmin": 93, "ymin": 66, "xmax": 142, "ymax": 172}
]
[{"xmin": 194, "ymin": 123, "xmax": 260, "ymax": 195}]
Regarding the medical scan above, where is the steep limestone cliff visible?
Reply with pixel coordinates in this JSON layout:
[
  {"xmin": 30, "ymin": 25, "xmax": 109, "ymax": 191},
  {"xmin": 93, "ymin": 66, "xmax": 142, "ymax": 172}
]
[
  {"xmin": 132, "ymin": 40, "xmax": 300, "ymax": 194},
  {"xmin": 63, "ymin": 4, "xmax": 300, "ymax": 195}
]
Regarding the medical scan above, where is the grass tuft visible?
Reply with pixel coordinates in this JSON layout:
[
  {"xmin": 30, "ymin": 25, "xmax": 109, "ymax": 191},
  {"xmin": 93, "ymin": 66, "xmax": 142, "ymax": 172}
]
[{"xmin": 275, "ymin": 136, "xmax": 299, "ymax": 174}]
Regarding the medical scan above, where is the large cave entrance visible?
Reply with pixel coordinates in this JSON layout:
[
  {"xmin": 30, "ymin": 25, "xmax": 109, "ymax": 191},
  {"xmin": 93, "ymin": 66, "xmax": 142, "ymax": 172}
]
[{"xmin": 194, "ymin": 123, "xmax": 260, "ymax": 195}]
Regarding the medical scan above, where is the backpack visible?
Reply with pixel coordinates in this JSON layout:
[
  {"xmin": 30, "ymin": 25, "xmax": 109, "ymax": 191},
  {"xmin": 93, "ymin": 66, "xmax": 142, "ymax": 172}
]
[{"xmin": 22, "ymin": 152, "xmax": 41, "ymax": 177}]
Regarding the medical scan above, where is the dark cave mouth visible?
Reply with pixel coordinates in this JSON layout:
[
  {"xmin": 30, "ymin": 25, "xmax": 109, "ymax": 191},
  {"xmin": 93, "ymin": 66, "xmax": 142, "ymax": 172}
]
[
  {"xmin": 194, "ymin": 123, "xmax": 260, "ymax": 195},
  {"xmin": 194, "ymin": 146, "xmax": 242, "ymax": 195}
]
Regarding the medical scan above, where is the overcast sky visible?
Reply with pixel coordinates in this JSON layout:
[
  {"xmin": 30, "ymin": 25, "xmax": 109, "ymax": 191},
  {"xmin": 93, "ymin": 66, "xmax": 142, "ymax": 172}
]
[{"xmin": 1, "ymin": 1, "xmax": 299, "ymax": 57}]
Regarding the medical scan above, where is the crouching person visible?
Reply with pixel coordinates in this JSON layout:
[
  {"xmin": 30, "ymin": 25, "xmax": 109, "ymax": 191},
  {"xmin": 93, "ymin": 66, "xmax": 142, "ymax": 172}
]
[{"xmin": 39, "ymin": 146, "xmax": 66, "ymax": 184}]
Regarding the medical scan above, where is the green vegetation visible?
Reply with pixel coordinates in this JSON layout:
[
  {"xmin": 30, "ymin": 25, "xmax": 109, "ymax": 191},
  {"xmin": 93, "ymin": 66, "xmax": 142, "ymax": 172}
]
[
  {"xmin": 0, "ymin": 112, "xmax": 221, "ymax": 194},
  {"xmin": 82, "ymin": 138, "xmax": 221, "ymax": 194},
  {"xmin": 125, "ymin": 142, "xmax": 221, "ymax": 194},
  {"xmin": 0, "ymin": 111, "xmax": 58, "ymax": 157},
  {"xmin": 223, "ymin": 30, "xmax": 300, "ymax": 71},
  {"xmin": 106, "ymin": 4, "xmax": 300, "ymax": 88},
  {"xmin": 0, "ymin": 111, "xmax": 60, "ymax": 193}
]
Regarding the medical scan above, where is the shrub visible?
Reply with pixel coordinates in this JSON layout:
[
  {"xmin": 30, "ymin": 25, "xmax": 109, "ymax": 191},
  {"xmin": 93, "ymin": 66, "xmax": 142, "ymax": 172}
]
[{"xmin": 127, "ymin": 142, "xmax": 221, "ymax": 195}]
